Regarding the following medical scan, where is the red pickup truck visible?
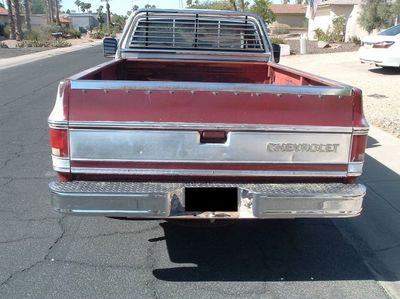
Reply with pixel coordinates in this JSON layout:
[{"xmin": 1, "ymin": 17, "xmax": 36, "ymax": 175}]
[{"xmin": 48, "ymin": 9, "xmax": 368, "ymax": 219}]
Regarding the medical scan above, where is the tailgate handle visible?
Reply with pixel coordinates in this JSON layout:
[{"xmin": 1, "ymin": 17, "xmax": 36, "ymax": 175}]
[{"xmin": 200, "ymin": 131, "xmax": 228, "ymax": 144}]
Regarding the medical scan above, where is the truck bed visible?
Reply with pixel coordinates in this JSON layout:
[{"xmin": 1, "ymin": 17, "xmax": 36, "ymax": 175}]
[{"xmin": 73, "ymin": 58, "xmax": 343, "ymax": 86}]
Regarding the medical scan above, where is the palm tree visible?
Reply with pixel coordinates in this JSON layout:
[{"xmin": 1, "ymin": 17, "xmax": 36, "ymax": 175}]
[
  {"xmin": 239, "ymin": 0, "xmax": 246, "ymax": 11},
  {"xmin": 55, "ymin": 0, "xmax": 61, "ymax": 25},
  {"xmin": 229, "ymin": 0, "xmax": 238, "ymax": 10},
  {"xmin": 23, "ymin": 0, "xmax": 31, "ymax": 33},
  {"xmin": 101, "ymin": 0, "xmax": 111, "ymax": 30},
  {"xmin": 46, "ymin": 0, "xmax": 54, "ymax": 23},
  {"xmin": 11, "ymin": 0, "xmax": 23, "ymax": 40},
  {"xmin": 6, "ymin": 0, "xmax": 16, "ymax": 39}
]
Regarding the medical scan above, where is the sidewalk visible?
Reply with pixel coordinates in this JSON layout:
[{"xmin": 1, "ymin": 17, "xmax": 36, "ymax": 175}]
[
  {"xmin": 335, "ymin": 126, "xmax": 400, "ymax": 298},
  {"xmin": 0, "ymin": 40, "xmax": 102, "ymax": 71}
]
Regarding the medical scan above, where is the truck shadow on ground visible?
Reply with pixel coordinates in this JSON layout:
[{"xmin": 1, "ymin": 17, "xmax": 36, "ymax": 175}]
[
  {"xmin": 152, "ymin": 218, "xmax": 373, "ymax": 282},
  {"xmin": 151, "ymin": 136, "xmax": 398, "ymax": 282}
]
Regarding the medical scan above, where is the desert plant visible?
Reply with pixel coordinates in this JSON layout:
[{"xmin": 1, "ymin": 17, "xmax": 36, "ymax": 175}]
[
  {"xmin": 314, "ymin": 28, "xmax": 330, "ymax": 42},
  {"xmin": 16, "ymin": 39, "xmax": 51, "ymax": 47},
  {"xmin": 63, "ymin": 27, "xmax": 82, "ymax": 39},
  {"xmin": 89, "ymin": 28, "xmax": 105, "ymax": 39},
  {"xmin": 331, "ymin": 15, "xmax": 346, "ymax": 42},
  {"xmin": 349, "ymin": 36, "xmax": 361, "ymax": 45},
  {"xmin": 16, "ymin": 38, "xmax": 71, "ymax": 48},
  {"xmin": 50, "ymin": 39, "xmax": 72, "ymax": 47},
  {"xmin": 271, "ymin": 24, "xmax": 290, "ymax": 35}
]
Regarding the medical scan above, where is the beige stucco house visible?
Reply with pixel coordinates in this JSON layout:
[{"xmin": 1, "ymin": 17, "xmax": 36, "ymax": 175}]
[
  {"xmin": 307, "ymin": 0, "xmax": 368, "ymax": 41},
  {"xmin": 271, "ymin": 4, "xmax": 307, "ymax": 29},
  {"xmin": 0, "ymin": 7, "xmax": 8, "ymax": 26}
]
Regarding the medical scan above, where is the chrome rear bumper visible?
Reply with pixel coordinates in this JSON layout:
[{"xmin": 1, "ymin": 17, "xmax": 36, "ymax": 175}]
[{"xmin": 49, "ymin": 181, "xmax": 366, "ymax": 219}]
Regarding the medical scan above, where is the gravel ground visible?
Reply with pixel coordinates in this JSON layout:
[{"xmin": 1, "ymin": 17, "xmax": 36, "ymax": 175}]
[
  {"xmin": 281, "ymin": 52, "xmax": 400, "ymax": 138},
  {"xmin": 286, "ymin": 39, "xmax": 360, "ymax": 55}
]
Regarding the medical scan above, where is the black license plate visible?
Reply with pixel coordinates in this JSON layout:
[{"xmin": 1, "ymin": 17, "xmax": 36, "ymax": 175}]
[{"xmin": 185, "ymin": 187, "xmax": 238, "ymax": 212}]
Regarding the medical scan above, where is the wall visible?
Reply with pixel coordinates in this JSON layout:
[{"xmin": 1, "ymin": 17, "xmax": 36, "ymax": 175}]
[
  {"xmin": 70, "ymin": 16, "xmax": 99, "ymax": 30},
  {"xmin": 344, "ymin": 4, "xmax": 369, "ymax": 41},
  {"xmin": 30, "ymin": 15, "xmax": 47, "ymax": 29},
  {"xmin": 307, "ymin": 6, "xmax": 331, "ymax": 39},
  {"xmin": 0, "ymin": 15, "xmax": 7, "ymax": 26},
  {"xmin": 274, "ymin": 14, "xmax": 306, "ymax": 28}
]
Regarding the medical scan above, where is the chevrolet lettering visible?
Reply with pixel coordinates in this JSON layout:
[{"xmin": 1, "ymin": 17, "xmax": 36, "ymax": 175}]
[
  {"xmin": 48, "ymin": 8, "xmax": 369, "ymax": 220},
  {"xmin": 267, "ymin": 143, "xmax": 340, "ymax": 153}
]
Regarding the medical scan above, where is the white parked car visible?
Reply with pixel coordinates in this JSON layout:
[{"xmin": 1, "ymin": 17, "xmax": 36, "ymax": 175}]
[{"xmin": 359, "ymin": 24, "xmax": 400, "ymax": 68}]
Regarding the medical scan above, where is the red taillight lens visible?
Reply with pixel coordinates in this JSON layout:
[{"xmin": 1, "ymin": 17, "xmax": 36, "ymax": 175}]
[
  {"xmin": 351, "ymin": 135, "xmax": 368, "ymax": 162},
  {"xmin": 50, "ymin": 128, "xmax": 69, "ymax": 157},
  {"xmin": 373, "ymin": 41, "xmax": 395, "ymax": 48}
]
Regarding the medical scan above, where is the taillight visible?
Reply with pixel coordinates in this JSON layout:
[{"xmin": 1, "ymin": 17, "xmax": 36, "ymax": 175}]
[
  {"xmin": 50, "ymin": 128, "xmax": 69, "ymax": 157},
  {"xmin": 373, "ymin": 41, "xmax": 395, "ymax": 48},
  {"xmin": 348, "ymin": 134, "xmax": 368, "ymax": 176},
  {"xmin": 350, "ymin": 135, "xmax": 368, "ymax": 162}
]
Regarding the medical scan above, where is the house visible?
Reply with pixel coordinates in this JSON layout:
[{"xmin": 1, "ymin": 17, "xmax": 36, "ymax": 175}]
[
  {"xmin": 0, "ymin": 7, "xmax": 8, "ymax": 26},
  {"xmin": 0, "ymin": 7, "xmax": 8, "ymax": 37},
  {"xmin": 271, "ymin": 4, "xmax": 307, "ymax": 29},
  {"xmin": 307, "ymin": 0, "xmax": 368, "ymax": 41},
  {"xmin": 66, "ymin": 13, "xmax": 99, "ymax": 30}
]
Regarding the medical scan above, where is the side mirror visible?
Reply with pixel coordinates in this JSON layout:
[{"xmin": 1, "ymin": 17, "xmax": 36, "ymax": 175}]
[
  {"xmin": 103, "ymin": 37, "xmax": 118, "ymax": 57},
  {"xmin": 272, "ymin": 43, "xmax": 281, "ymax": 63}
]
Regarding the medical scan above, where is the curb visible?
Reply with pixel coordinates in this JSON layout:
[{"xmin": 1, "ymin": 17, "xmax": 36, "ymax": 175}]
[{"xmin": 0, "ymin": 40, "xmax": 103, "ymax": 71}]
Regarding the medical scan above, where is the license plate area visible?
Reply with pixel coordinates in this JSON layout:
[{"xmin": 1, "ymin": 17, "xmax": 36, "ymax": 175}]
[{"xmin": 185, "ymin": 187, "xmax": 238, "ymax": 212}]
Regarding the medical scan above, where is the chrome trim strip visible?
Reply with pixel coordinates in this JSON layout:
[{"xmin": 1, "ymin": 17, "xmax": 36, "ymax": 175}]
[
  {"xmin": 49, "ymin": 121, "xmax": 68, "ymax": 128},
  {"xmin": 348, "ymin": 162, "xmax": 364, "ymax": 176},
  {"xmin": 71, "ymin": 167, "xmax": 348, "ymax": 177},
  {"xmin": 52, "ymin": 156, "xmax": 70, "ymax": 172},
  {"xmin": 69, "ymin": 130, "xmax": 351, "ymax": 164},
  {"xmin": 67, "ymin": 121, "xmax": 354, "ymax": 133},
  {"xmin": 70, "ymin": 80, "xmax": 353, "ymax": 96},
  {"xmin": 353, "ymin": 127, "xmax": 370, "ymax": 135}
]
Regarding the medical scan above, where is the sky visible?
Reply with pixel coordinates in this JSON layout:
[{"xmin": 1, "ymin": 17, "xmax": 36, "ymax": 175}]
[{"xmin": 61, "ymin": 0, "xmax": 285, "ymax": 16}]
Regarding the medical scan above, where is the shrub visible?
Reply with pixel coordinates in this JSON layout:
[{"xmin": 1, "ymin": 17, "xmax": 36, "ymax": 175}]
[
  {"xmin": 63, "ymin": 28, "xmax": 82, "ymax": 39},
  {"xmin": 89, "ymin": 28, "xmax": 105, "ymax": 39},
  {"xmin": 17, "ymin": 39, "xmax": 51, "ymax": 47},
  {"xmin": 270, "ymin": 36, "xmax": 286, "ymax": 44},
  {"xmin": 3, "ymin": 24, "xmax": 10, "ymax": 39},
  {"xmin": 314, "ymin": 28, "xmax": 330, "ymax": 42},
  {"xmin": 314, "ymin": 16, "xmax": 347, "ymax": 43},
  {"xmin": 271, "ymin": 24, "xmax": 291, "ymax": 35},
  {"xmin": 0, "ymin": 41, "xmax": 9, "ymax": 48},
  {"xmin": 331, "ymin": 16, "xmax": 346, "ymax": 43},
  {"xmin": 50, "ymin": 39, "xmax": 72, "ymax": 47},
  {"xmin": 349, "ymin": 36, "xmax": 361, "ymax": 45},
  {"xmin": 16, "ymin": 38, "xmax": 71, "ymax": 48}
]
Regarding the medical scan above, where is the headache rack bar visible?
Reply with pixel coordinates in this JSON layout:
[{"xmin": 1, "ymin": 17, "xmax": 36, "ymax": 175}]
[{"xmin": 128, "ymin": 11, "xmax": 265, "ymax": 52}]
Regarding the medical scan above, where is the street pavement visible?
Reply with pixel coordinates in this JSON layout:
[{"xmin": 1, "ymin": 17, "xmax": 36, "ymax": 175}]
[{"xmin": 0, "ymin": 46, "xmax": 396, "ymax": 298}]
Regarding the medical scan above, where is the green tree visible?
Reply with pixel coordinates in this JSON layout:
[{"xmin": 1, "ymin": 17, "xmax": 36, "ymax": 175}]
[
  {"xmin": 250, "ymin": 0, "xmax": 275, "ymax": 24},
  {"xmin": 186, "ymin": 0, "xmax": 232, "ymax": 10},
  {"xmin": 97, "ymin": 5, "xmax": 105, "ymax": 24},
  {"xmin": 359, "ymin": 0, "xmax": 393, "ymax": 33},
  {"xmin": 31, "ymin": 0, "xmax": 46, "ymax": 14},
  {"xmin": 144, "ymin": 4, "xmax": 156, "ymax": 8}
]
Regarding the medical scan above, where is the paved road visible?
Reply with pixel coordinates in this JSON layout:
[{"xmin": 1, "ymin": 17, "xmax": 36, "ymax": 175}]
[{"xmin": 0, "ymin": 47, "xmax": 392, "ymax": 298}]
